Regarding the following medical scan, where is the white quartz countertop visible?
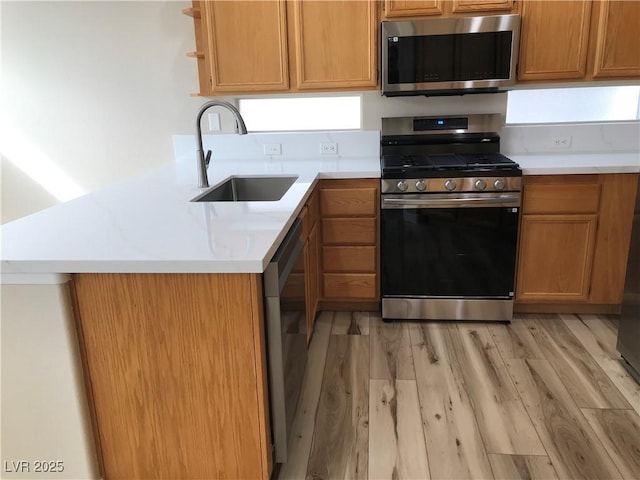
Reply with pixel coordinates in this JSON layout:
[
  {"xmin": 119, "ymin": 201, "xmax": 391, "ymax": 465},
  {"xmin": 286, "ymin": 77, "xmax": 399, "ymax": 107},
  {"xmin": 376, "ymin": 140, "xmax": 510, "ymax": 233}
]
[
  {"xmin": 510, "ymin": 152, "xmax": 640, "ymax": 175},
  {"xmin": 1, "ymin": 157, "xmax": 380, "ymax": 277},
  {"xmin": 2, "ymin": 148, "xmax": 639, "ymax": 281}
]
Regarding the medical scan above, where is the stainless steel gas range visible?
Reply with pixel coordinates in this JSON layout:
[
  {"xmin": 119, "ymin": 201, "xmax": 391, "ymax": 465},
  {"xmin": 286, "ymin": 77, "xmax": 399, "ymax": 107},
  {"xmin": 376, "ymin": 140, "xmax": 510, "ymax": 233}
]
[{"xmin": 380, "ymin": 114, "xmax": 522, "ymax": 322}]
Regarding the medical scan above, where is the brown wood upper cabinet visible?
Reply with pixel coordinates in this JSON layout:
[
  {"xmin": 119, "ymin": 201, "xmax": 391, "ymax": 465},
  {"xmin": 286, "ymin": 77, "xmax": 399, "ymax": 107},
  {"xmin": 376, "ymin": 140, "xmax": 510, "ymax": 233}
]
[
  {"xmin": 515, "ymin": 173, "xmax": 638, "ymax": 311},
  {"xmin": 382, "ymin": 0, "xmax": 514, "ymax": 18},
  {"xmin": 290, "ymin": 1, "xmax": 378, "ymax": 90},
  {"xmin": 187, "ymin": 0, "xmax": 378, "ymax": 95},
  {"xmin": 205, "ymin": 0, "xmax": 289, "ymax": 94},
  {"xmin": 518, "ymin": 0, "xmax": 640, "ymax": 82},
  {"xmin": 590, "ymin": 0, "xmax": 640, "ymax": 79}
]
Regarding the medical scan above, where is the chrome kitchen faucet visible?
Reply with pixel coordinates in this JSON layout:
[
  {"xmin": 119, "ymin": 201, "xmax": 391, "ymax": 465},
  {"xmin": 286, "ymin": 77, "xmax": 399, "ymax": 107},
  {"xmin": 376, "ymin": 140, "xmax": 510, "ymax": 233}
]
[{"xmin": 196, "ymin": 100, "xmax": 248, "ymax": 188}]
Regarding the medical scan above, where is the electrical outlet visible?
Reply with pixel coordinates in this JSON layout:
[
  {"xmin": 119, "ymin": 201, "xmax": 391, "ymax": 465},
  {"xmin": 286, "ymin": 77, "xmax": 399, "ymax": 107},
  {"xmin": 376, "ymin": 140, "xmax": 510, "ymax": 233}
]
[
  {"xmin": 551, "ymin": 135, "xmax": 572, "ymax": 149},
  {"xmin": 320, "ymin": 142, "xmax": 338, "ymax": 155},
  {"xmin": 263, "ymin": 144, "xmax": 281, "ymax": 155},
  {"xmin": 208, "ymin": 112, "xmax": 221, "ymax": 131}
]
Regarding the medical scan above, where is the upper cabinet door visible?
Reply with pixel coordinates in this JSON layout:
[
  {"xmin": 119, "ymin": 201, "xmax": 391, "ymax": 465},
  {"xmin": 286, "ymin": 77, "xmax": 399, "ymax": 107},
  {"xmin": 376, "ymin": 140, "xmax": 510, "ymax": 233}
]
[
  {"xmin": 518, "ymin": 0, "xmax": 593, "ymax": 81},
  {"xmin": 291, "ymin": 1, "xmax": 378, "ymax": 90},
  {"xmin": 591, "ymin": 0, "xmax": 640, "ymax": 79},
  {"xmin": 383, "ymin": 0, "xmax": 444, "ymax": 17},
  {"xmin": 451, "ymin": 0, "xmax": 514, "ymax": 14},
  {"xmin": 206, "ymin": 1, "xmax": 289, "ymax": 93}
]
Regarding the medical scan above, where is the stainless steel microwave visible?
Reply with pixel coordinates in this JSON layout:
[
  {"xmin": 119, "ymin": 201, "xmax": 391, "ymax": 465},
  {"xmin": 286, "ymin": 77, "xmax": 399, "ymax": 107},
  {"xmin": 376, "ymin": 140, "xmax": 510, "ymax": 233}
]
[{"xmin": 381, "ymin": 14, "xmax": 520, "ymax": 96}]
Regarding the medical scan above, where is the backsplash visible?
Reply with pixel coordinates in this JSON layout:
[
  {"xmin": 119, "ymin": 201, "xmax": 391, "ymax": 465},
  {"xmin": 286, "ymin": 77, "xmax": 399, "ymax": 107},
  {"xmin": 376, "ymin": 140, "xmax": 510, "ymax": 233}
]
[
  {"xmin": 173, "ymin": 130, "xmax": 380, "ymax": 183},
  {"xmin": 501, "ymin": 121, "xmax": 640, "ymax": 154}
]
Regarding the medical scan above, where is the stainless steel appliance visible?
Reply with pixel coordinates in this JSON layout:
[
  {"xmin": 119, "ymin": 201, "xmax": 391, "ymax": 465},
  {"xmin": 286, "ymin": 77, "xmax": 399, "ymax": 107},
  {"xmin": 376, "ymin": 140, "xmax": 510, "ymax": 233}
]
[
  {"xmin": 263, "ymin": 219, "xmax": 307, "ymax": 463},
  {"xmin": 380, "ymin": 114, "xmax": 521, "ymax": 322},
  {"xmin": 381, "ymin": 14, "xmax": 520, "ymax": 96},
  {"xmin": 617, "ymin": 180, "xmax": 640, "ymax": 383}
]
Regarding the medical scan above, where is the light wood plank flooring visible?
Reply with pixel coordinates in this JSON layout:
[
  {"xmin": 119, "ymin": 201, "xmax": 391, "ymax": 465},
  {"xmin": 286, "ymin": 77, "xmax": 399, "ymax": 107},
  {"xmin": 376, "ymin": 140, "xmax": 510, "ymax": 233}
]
[{"xmin": 284, "ymin": 312, "xmax": 640, "ymax": 480}]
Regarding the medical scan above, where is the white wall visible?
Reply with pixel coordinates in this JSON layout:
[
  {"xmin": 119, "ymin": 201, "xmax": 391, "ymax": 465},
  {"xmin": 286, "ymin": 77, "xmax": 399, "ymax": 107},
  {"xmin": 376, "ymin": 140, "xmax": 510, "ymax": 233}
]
[
  {"xmin": 1, "ymin": 282, "xmax": 99, "ymax": 480},
  {"xmin": 1, "ymin": 0, "xmax": 203, "ymax": 223}
]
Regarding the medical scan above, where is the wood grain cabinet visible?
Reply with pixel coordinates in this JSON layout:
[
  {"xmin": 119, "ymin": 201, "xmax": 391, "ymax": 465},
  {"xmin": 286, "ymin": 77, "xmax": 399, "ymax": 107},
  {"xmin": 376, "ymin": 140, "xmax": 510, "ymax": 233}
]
[
  {"xmin": 518, "ymin": 0, "xmax": 640, "ymax": 82},
  {"xmin": 302, "ymin": 187, "xmax": 321, "ymax": 341},
  {"xmin": 515, "ymin": 173, "xmax": 638, "ymax": 313},
  {"xmin": 204, "ymin": 0, "xmax": 289, "ymax": 94},
  {"xmin": 290, "ymin": 0, "xmax": 378, "ymax": 90},
  {"xmin": 71, "ymin": 273, "xmax": 272, "ymax": 480},
  {"xmin": 382, "ymin": 0, "xmax": 514, "ymax": 18},
  {"xmin": 590, "ymin": 0, "xmax": 640, "ymax": 79},
  {"xmin": 319, "ymin": 179, "xmax": 379, "ymax": 305},
  {"xmin": 185, "ymin": 0, "xmax": 378, "ymax": 95}
]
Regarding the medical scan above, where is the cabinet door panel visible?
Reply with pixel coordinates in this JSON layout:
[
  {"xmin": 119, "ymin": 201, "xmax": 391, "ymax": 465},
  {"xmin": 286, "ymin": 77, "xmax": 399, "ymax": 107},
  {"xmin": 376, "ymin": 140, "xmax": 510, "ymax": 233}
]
[
  {"xmin": 592, "ymin": 0, "xmax": 640, "ymax": 78},
  {"xmin": 207, "ymin": 0, "xmax": 289, "ymax": 92},
  {"xmin": 291, "ymin": 0, "xmax": 377, "ymax": 89},
  {"xmin": 384, "ymin": 0, "xmax": 443, "ymax": 17},
  {"xmin": 516, "ymin": 215, "xmax": 597, "ymax": 302},
  {"xmin": 451, "ymin": 0, "xmax": 514, "ymax": 14},
  {"xmin": 518, "ymin": 0, "xmax": 592, "ymax": 80},
  {"xmin": 589, "ymin": 174, "xmax": 639, "ymax": 304},
  {"xmin": 305, "ymin": 224, "xmax": 320, "ymax": 341}
]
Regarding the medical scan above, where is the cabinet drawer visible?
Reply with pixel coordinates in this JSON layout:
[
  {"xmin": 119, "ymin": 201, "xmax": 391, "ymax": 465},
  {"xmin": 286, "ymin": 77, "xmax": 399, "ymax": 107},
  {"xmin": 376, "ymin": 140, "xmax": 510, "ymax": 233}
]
[
  {"xmin": 320, "ymin": 187, "xmax": 377, "ymax": 216},
  {"xmin": 322, "ymin": 218, "xmax": 377, "ymax": 245},
  {"xmin": 523, "ymin": 182, "xmax": 601, "ymax": 214},
  {"xmin": 322, "ymin": 246, "xmax": 376, "ymax": 272},
  {"xmin": 323, "ymin": 273, "xmax": 377, "ymax": 299}
]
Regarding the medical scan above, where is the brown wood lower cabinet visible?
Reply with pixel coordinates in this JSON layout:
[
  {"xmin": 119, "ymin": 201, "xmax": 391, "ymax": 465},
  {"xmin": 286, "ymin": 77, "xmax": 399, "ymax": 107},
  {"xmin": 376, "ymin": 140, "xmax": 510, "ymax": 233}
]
[
  {"xmin": 71, "ymin": 273, "xmax": 272, "ymax": 480},
  {"xmin": 318, "ymin": 179, "xmax": 380, "ymax": 306},
  {"xmin": 515, "ymin": 173, "xmax": 638, "ymax": 313},
  {"xmin": 517, "ymin": 214, "xmax": 598, "ymax": 302}
]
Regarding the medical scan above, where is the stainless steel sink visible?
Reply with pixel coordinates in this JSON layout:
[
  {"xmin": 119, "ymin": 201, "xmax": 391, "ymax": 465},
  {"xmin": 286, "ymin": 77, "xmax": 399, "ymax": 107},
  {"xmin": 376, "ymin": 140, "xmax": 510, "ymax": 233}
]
[{"xmin": 191, "ymin": 175, "xmax": 298, "ymax": 202}]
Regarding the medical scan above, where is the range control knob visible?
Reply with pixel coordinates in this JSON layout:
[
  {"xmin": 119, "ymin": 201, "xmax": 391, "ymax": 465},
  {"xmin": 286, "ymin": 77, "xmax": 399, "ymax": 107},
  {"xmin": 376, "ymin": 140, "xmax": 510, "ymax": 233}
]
[
  {"xmin": 415, "ymin": 180, "xmax": 427, "ymax": 191},
  {"xmin": 396, "ymin": 180, "xmax": 408, "ymax": 192},
  {"xmin": 494, "ymin": 178, "xmax": 506, "ymax": 191},
  {"xmin": 474, "ymin": 179, "xmax": 487, "ymax": 191},
  {"xmin": 444, "ymin": 179, "xmax": 457, "ymax": 191}
]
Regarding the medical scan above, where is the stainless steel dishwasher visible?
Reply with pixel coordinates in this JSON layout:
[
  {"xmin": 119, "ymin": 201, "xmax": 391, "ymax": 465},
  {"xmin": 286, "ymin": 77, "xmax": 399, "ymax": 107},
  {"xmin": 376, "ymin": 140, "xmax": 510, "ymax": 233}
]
[{"xmin": 263, "ymin": 218, "xmax": 308, "ymax": 464}]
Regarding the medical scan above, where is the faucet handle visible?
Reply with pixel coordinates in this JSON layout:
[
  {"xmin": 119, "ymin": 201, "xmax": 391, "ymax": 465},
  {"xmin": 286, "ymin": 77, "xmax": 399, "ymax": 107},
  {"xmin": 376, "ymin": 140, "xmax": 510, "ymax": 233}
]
[{"xmin": 205, "ymin": 150, "xmax": 212, "ymax": 169}]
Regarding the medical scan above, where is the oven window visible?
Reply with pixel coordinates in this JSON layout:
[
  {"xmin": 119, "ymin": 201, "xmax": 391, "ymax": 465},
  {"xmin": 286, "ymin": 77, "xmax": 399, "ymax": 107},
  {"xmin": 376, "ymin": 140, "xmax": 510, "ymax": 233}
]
[
  {"xmin": 381, "ymin": 206, "xmax": 519, "ymax": 297},
  {"xmin": 387, "ymin": 31, "xmax": 513, "ymax": 85}
]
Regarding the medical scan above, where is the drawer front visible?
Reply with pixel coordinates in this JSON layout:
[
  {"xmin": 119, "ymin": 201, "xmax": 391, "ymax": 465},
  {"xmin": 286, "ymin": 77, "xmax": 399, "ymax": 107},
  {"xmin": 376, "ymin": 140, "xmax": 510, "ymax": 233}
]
[
  {"xmin": 320, "ymin": 187, "xmax": 377, "ymax": 216},
  {"xmin": 523, "ymin": 182, "xmax": 601, "ymax": 214},
  {"xmin": 322, "ymin": 246, "xmax": 376, "ymax": 272},
  {"xmin": 323, "ymin": 273, "xmax": 377, "ymax": 299},
  {"xmin": 322, "ymin": 218, "xmax": 377, "ymax": 245}
]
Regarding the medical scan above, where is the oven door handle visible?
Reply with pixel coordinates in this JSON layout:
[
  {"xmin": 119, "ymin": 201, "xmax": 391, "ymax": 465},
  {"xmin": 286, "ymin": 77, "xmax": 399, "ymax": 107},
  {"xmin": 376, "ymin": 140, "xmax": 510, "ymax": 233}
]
[{"xmin": 382, "ymin": 193, "xmax": 521, "ymax": 209}]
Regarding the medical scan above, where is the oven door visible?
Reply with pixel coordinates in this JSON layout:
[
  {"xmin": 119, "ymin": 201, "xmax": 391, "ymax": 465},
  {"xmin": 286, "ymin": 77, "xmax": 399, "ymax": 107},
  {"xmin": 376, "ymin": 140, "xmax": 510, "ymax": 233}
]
[{"xmin": 381, "ymin": 192, "xmax": 520, "ymax": 320}]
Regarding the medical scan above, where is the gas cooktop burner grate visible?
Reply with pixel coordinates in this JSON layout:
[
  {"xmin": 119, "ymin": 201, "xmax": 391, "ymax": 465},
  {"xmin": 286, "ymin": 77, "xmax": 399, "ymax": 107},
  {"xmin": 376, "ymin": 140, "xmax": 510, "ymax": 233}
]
[
  {"xmin": 381, "ymin": 153, "xmax": 520, "ymax": 179},
  {"xmin": 382, "ymin": 153, "xmax": 517, "ymax": 170}
]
